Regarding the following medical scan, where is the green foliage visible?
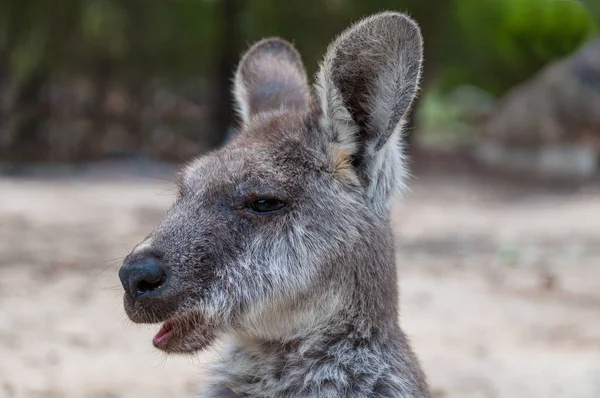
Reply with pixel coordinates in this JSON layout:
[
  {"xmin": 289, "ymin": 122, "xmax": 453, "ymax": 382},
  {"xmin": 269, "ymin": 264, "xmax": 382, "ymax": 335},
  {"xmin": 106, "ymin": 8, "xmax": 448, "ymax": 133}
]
[
  {"xmin": 442, "ymin": 0, "xmax": 598, "ymax": 95},
  {"xmin": 80, "ymin": 1, "xmax": 127, "ymax": 58},
  {"xmin": 0, "ymin": 0, "xmax": 220, "ymax": 85},
  {"xmin": 0, "ymin": 0, "xmax": 79, "ymax": 82},
  {"xmin": 126, "ymin": 0, "xmax": 219, "ymax": 78},
  {"xmin": 1, "ymin": 0, "xmax": 597, "ymax": 94}
]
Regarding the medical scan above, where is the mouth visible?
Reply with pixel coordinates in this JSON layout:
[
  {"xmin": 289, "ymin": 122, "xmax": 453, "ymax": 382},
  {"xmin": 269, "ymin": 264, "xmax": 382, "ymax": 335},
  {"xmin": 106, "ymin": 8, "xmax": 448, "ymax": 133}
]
[
  {"xmin": 151, "ymin": 313, "xmax": 195, "ymax": 350},
  {"xmin": 149, "ymin": 311, "xmax": 215, "ymax": 353},
  {"xmin": 152, "ymin": 319, "xmax": 175, "ymax": 347},
  {"xmin": 123, "ymin": 295, "xmax": 217, "ymax": 353}
]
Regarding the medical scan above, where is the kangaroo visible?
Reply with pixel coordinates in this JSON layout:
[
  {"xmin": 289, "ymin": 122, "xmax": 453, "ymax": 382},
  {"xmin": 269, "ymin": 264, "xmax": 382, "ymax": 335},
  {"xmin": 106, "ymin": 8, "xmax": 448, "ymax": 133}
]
[{"xmin": 119, "ymin": 11, "xmax": 428, "ymax": 397}]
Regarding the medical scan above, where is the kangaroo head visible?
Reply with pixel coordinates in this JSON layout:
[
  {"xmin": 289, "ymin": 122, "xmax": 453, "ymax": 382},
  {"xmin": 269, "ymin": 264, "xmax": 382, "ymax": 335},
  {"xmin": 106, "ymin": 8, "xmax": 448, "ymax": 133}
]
[{"xmin": 119, "ymin": 12, "xmax": 423, "ymax": 354}]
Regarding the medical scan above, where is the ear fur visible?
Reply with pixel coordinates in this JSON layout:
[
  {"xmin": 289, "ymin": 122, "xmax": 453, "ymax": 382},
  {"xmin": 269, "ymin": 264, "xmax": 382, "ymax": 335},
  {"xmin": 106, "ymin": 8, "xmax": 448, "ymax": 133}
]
[
  {"xmin": 315, "ymin": 12, "xmax": 424, "ymax": 213},
  {"xmin": 234, "ymin": 38, "xmax": 311, "ymax": 123}
]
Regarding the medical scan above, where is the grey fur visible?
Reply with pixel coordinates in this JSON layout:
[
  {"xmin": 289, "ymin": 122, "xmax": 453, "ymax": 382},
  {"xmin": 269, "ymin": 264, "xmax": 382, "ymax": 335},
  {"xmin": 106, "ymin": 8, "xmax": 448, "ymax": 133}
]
[{"xmin": 120, "ymin": 12, "xmax": 428, "ymax": 398}]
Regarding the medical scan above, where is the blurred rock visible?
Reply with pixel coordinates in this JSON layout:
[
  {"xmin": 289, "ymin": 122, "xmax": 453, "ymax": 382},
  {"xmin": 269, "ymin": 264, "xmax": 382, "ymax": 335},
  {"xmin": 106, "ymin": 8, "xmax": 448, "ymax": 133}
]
[
  {"xmin": 474, "ymin": 144, "xmax": 597, "ymax": 179},
  {"xmin": 448, "ymin": 85, "xmax": 496, "ymax": 125},
  {"xmin": 476, "ymin": 37, "xmax": 600, "ymax": 179}
]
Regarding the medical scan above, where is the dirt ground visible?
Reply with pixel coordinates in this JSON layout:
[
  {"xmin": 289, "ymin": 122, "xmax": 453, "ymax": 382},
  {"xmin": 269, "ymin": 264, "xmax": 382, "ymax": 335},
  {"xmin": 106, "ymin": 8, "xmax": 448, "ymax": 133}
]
[{"xmin": 1, "ymin": 162, "xmax": 599, "ymax": 398}]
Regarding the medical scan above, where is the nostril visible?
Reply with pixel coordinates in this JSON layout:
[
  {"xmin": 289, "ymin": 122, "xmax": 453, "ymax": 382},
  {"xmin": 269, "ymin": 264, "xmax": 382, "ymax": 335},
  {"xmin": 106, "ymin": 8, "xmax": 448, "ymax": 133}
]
[
  {"xmin": 136, "ymin": 273, "xmax": 167, "ymax": 295},
  {"xmin": 120, "ymin": 255, "xmax": 168, "ymax": 298}
]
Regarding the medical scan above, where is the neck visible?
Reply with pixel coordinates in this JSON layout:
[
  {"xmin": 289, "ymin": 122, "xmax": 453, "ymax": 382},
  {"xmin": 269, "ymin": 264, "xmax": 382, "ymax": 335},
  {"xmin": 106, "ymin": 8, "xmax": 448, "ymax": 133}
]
[
  {"xmin": 204, "ymin": 291, "xmax": 427, "ymax": 397},
  {"xmin": 203, "ymin": 227, "xmax": 429, "ymax": 396}
]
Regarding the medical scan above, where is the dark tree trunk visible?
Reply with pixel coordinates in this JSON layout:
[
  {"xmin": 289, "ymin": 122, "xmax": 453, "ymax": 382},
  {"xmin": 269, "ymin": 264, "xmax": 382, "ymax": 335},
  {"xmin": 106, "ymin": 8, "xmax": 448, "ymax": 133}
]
[
  {"xmin": 90, "ymin": 56, "xmax": 113, "ymax": 158},
  {"xmin": 8, "ymin": 68, "xmax": 50, "ymax": 161},
  {"xmin": 0, "ymin": 49, "xmax": 10, "ymax": 125},
  {"xmin": 213, "ymin": 0, "xmax": 244, "ymax": 148},
  {"xmin": 0, "ymin": 10, "xmax": 19, "ymax": 160}
]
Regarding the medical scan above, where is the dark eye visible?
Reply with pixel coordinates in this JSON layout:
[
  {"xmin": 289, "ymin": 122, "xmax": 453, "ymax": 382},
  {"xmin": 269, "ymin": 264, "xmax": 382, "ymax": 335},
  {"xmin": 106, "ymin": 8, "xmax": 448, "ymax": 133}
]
[{"xmin": 246, "ymin": 198, "xmax": 287, "ymax": 213}]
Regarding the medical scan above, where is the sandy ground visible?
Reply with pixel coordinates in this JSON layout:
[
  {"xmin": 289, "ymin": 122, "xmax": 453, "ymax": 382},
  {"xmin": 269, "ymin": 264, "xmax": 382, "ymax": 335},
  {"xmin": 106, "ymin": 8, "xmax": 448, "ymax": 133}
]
[{"xmin": 0, "ymin": 164, "xmax": 599, "ymax": 398}]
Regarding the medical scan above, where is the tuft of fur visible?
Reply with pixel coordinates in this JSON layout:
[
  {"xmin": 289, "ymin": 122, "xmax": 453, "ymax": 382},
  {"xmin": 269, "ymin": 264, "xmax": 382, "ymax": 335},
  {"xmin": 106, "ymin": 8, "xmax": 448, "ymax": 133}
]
[{"xmin": 120, "ymin": 12, "xmax": 428, "ymax": 398}]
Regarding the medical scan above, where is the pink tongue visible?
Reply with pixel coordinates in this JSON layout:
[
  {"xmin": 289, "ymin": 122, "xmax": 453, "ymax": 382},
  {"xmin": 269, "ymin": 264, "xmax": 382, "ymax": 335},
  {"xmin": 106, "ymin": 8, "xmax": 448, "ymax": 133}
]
[{"xmin": 152, "ymin": 322, "xmax": 174, "ymax": 346}]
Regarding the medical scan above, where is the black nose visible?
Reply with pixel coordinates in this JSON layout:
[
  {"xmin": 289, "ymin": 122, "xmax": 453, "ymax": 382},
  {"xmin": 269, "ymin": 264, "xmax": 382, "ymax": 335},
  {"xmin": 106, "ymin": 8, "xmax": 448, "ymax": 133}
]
[{"xmin": 119, "ymin": 255, "xmax": 167, "ymax": 298}]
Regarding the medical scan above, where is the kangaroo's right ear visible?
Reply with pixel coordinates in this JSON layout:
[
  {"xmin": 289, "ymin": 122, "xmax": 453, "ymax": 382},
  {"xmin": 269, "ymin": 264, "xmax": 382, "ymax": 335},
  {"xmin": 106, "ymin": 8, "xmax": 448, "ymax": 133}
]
[
  {"xmin": 234, "ymin": 38, "xmax": 311, "ymax": 124},
  {"xmin": 315, "ymin": 12, "xmax": 423, "ymax": 214}
]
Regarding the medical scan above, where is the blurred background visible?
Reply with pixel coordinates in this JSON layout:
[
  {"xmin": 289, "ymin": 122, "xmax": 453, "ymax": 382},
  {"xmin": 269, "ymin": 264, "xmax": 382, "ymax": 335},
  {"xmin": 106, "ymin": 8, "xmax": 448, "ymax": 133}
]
[{"xmin": 1, "ymin": 0, "xmax": 599, "ymax": 397}]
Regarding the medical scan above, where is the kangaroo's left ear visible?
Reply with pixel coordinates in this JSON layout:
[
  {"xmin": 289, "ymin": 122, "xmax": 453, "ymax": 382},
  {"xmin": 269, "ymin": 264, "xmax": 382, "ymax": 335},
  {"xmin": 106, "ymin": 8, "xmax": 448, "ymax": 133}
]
[
  {"xmin": 316, "ymin": 12, "xmax": 423, "ymax": 214},
  {"xmin": 234, "ymin": 38, "xmax": 311, "ymax": 124}
]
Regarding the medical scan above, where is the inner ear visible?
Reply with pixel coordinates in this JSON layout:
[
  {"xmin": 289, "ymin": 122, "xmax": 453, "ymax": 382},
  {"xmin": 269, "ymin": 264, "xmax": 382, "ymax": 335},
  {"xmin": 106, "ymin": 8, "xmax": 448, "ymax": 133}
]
[{"xmin": 234, "ymin": 38, "xmax": 311, "ymax": 124}]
